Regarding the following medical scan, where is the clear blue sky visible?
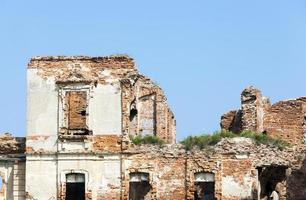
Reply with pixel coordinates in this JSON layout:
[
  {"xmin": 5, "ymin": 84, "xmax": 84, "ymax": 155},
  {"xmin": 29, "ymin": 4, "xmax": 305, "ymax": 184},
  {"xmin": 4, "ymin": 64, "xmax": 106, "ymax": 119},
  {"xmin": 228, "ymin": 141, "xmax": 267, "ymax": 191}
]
[{"xmin": 0, "ymin": 0, "xmax": 306, "ymax": 141}]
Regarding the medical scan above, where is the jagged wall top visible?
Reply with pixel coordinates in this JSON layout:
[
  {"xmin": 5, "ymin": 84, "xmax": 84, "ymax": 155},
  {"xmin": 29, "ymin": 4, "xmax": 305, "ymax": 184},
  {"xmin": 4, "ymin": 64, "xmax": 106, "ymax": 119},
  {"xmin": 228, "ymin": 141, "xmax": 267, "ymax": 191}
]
[{"xmin": 221, "ymin": 86, "xmax": 306, "ymax": 145}]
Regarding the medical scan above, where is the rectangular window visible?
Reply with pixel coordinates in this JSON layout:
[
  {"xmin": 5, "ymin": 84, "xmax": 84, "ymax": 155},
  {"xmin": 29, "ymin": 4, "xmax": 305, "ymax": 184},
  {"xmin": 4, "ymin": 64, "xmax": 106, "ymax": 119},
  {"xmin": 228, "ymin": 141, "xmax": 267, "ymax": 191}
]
[
  {"xmin": 129, "ymin": 173, "xmax": 151, "ymax": 200},
  {"xmin": 194, "ymin": 172, "xmax": 215, "ymax": 200},
  {"xmin": 66, "ymin": 91, "xmax": 87, "ymax": 130},
  {"xmin": 62, "ymin": 90, "xmax": 89, "ymax": 135},
  {"xmin": 66, "ymin": 173, "xmax": 85, "ymax": 200}
]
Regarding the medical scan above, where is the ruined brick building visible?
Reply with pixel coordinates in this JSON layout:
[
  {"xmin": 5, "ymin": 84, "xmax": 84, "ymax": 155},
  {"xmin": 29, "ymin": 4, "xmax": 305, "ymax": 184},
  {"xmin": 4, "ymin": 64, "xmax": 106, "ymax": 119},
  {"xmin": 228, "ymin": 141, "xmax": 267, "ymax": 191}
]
[
  {"xmin": 221, "ymin": 86, "xmax": 306, "ymax": 146},
  {"xmin": 0, "ymin": 56, "xmax": 305, "ymax": 200}
]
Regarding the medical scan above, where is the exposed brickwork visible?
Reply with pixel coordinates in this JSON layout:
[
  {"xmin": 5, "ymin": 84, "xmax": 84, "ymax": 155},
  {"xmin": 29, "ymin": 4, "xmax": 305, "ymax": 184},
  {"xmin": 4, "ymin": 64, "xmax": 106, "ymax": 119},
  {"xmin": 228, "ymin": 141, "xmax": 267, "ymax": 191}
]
[
  {"xmin": 220, "ymin": 110, "xmax": 242, "ymax": 133},
  {"xmin": 28, "ymin": 55, "xmax": 176, "ymax": 144},
  {"xmin": 241, "ymin": 87, "xmax": 266, "ymax": 132},
  {"xmin": 120, "ymin": 138, "xmax": 305, "ymax": 200},
  {"xmin": 287, "ymin": 157, "xmax": 306, "ymax": 199},
  {"xmin": 120, "ymin": 74, "xmax": 176, "ymax": 144},
  {"xmin": 221, "ymin": 86, "xmax": 306, "ymax": 145},
  {"xmin": 264, "ymin": 98, "xmax": 306, "ymax": 145},
  {"xmin": 122, "ymin": 146, "xmax": 186, "ymax": 200},
  {"xmin": 28, "ymin": 56, "xmax": 137, "ymax": 84},
  {"xmin": 91, "ymin": 135, "xmax": 122, "ymax": 153},
  {"xmin": 2, "ymin": 57, "xmax": 306, "ymax": 200},
  {"xmin": 0, "ymin": 133, "xmax": 25, "ymax": 154},
  {"xmin": 221, "ymin": 159, "xmax": 255, "ymax": 200}
]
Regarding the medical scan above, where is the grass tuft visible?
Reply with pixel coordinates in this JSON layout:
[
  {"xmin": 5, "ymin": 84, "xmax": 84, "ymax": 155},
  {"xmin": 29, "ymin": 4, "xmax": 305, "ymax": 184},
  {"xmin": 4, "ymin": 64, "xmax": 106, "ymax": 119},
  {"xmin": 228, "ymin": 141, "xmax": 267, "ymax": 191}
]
[
  {"xmin": 129, "ymin": 135, "xmax": 165, "ymax": 146},
  {"xmin": 180, "ymin": 130, "xmax": 290, "ymax": 151}
]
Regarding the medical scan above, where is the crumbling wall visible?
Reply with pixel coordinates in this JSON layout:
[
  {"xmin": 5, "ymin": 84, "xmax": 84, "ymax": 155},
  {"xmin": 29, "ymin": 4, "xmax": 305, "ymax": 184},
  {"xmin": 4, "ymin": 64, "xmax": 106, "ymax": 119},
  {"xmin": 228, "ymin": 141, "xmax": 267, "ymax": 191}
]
[
  {"xmin": 221, "ymin": 86, "xmax": 306, "ymax": 145},
  {"xmin": 0, "ymin": 134, "xmax": 25, "ymax": 154},
  {"xmin": 25, "ymin": 55, "xmax": 176, "ymax": 200},
  {"xmin": 120, "ymin": 137, "xmax": 305, "ymax": 200},
  {"xmin": 220, "ymin": 110, "xmax": 242, "ymax": 133},
  {"xmin": 0, "ymin": 134, "xmax": 26, "ymax": 200},
  {"xmin": 264, "ymin": 98, "xmax": 306, "ymax": 145},
  {"xmin": 221, "ymin": 159, "xmax": 255, "ymax": 200},
  {"xmin": 185, "ymin": 152, "xmax": 221, "ymax": 200},
  {"xmin": 121, "ymin": 75, "xmax": 176, "ymax": 144},
  {"xmin": 122, "ymin": 146, "xmax": 186, "ymax": 200},
  {"xmin": 0, "ymin": 160, "xmax": 26, "ymax": 200},
  {"xmin": 27, "ymin": 55, "xmax": 176, "ymax": 154},
  {"xmin": 240, "ymin": 87, "xmax": 270, "ymax": 132},
  {"xmin": 287, "ymin": 151, "xmax": 306, "ymax": 200}
]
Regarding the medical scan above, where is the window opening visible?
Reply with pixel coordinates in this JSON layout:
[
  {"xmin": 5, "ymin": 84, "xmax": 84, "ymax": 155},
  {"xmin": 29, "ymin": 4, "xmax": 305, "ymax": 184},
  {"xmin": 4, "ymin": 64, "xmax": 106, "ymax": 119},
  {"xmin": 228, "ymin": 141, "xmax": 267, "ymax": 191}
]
[
  {"xmin": 129, "ymin": 172, "xmax": 151, "ymax": 200},
  {"xmin": 129, "ymin": 101, "xmax": 138, "ymax": 135},
  {"xmin": 194, "ymin": 172, "xmax": 215, "ymax": 200},
  {"xmin": 65, "ymin": 173, "xmax": 85, "ymax": 200},
  {"xmin": 65, "ymin": 91, "xmax": 89, "ymax": 135}
]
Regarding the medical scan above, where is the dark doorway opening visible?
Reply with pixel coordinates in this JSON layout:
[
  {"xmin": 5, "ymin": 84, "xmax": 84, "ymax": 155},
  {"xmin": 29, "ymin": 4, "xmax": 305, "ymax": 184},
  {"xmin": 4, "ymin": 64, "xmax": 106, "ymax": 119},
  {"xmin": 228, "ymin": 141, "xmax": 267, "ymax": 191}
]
[
  {"xmin": 65, "ymin": 173, "xmax": 85, "ymax": 200},
  {"xmin": 129, "ymin": 172, "xmax": 151, "ymax": 200},
  {"xmin": 258, "ymin": 166, "xmax": 287, "ymax": 200},
  {"xmin": 194, "ymin": 172, "xmax": 215, "ymax": 200}
]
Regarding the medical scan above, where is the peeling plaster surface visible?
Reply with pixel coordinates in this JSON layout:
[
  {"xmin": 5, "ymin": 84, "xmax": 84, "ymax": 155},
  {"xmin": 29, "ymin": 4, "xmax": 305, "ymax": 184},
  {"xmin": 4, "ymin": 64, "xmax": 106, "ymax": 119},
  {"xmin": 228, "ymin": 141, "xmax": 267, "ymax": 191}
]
[
  {"xmin": 27, "ymin": 69, "xmax": 58, "ymax": 137},
  {"xmin": 222, "ymin": 176, "xmax": 253, "ymax": 199},
  {"xmin": 1, "ymin": 56, "xmax": 306, "ymax": 200},
  {"xmin": 89, "ymin": 84, "xmax": 122, "ymax": 135}
]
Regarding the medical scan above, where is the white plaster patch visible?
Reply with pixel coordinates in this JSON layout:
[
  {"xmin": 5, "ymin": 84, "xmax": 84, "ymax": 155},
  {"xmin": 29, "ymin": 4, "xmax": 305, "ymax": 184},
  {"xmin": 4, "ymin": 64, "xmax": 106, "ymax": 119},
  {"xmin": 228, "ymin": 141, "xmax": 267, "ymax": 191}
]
[
  {"xmin": 89, "ymin": 83, "xmax": 122, "ymax": 135},
  {"xmin": 222, "ymin": 176, "xmax": 253, "ymax": 199},
  {"xmin": 27, "ymin": 70, "xmax": 58, "ymax": 136},
  {"xmin": 101, "ymin": 69, "xmax": 111, "ymax": 76},
  {"xmin": 235, "ymin": 153, "xmax": 250, "ymax": 159},
  {"xmin": 27, "ymin": 136, "xmax": 57, "ymax": 152}
]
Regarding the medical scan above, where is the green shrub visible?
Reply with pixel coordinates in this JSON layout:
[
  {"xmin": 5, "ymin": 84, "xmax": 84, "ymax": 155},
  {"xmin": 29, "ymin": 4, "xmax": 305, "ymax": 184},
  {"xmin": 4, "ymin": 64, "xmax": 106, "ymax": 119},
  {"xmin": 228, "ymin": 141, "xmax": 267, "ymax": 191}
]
[
  {"xmin": 129, "ymin": 135, "xmax": 165, "ymax": 146},
  {"xmin": 180, "ymin": 131, "xmax": 234, "ymax": 150},
  {"xmin": 180, "ymin": 130, "xmax": 290, "ymax": 151}
]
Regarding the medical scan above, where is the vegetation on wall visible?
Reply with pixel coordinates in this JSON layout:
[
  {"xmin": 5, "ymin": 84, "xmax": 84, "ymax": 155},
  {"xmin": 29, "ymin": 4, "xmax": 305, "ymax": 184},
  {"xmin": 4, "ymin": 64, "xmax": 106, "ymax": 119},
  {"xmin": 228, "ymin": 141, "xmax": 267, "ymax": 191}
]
[
  {"xmin": 130, "ymin": 135, "xmax": 165, "ymax": 146},
  {"xmin": 180, "ymin": 130, "xmax": 290, "ymax": 151}
]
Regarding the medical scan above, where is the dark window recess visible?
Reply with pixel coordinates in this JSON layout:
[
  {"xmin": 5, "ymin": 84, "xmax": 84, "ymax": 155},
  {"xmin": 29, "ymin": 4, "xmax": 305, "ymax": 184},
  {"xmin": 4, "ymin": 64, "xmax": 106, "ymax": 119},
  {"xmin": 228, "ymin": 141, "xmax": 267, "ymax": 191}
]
[
  {"xmin": 194, "ymin": 173, "xmax": 215, "ymax": 200},
  {"xmin": 194, "ymin": 182, "xmax": 215, "ymax": 200},
  {"xmin": 65, "ymin": 173, "xmax": 85, "ymax": 200},
  {"xmin": 129, "ymin": 173, "xmax": 151, "ymax": 200},
  {"xmin": 129, "ymin": 108, "xmax": 138, "ymax": 122},
  {"xmin": 66, "ymin": 91, "xmax": 89, "ymax": 135}
]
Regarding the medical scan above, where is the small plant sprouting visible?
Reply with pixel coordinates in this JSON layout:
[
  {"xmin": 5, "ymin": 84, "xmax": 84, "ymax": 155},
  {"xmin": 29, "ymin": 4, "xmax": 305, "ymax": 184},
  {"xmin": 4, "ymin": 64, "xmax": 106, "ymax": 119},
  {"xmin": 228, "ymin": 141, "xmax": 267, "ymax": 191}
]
[
  {"xmin": 129, "ymin": 135, "xmax": 165, "ymax": 146},
  {"xmin": 180, "ymin": 130, "xmax": 290, "ymax": 151}
]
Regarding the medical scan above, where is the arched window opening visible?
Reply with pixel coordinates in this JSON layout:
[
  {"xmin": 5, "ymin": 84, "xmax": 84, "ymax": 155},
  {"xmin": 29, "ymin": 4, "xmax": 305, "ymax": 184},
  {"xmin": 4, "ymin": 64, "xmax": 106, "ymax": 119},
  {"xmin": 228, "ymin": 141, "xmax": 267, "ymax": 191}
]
[
  {"xmin": 129, "ymin": 172, "xmax": 151, "ymax": 200},
  {"xmin": 65, "ymin": 173, "xmax": 85, "ymax": 200},
  {"xmin": 130, "ymin": 108, "xmax": 138, "ymax": 121},
  {"xmin": 194, "ymin": 172, "xmax": 215, "ymax": 200},
  {"xmin": 129, "ymin": 101, "xmax": 138, "ymax": 135}
]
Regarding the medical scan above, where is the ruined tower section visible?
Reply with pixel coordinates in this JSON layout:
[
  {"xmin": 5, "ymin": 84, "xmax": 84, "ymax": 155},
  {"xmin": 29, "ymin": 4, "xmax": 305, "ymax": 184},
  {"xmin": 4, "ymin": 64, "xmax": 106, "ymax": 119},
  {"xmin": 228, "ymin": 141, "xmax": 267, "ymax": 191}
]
[
  {"xmin": 26, "ymin": 56, "xmax": 175, "ymax": 200},
  {"xmin": 240, "ymin": 87, "xmax": 269, "ymax": 133},
  {"xmin": 121, "ymin": 75, "xmax": 176, "ymax": 143},
  {"xmin": 221, "ymin": 86, "xmax": 306, "ymax": 145},
  {"xmin": 221, "ymin": 86, "xmax": 269, "ymax": 133}
]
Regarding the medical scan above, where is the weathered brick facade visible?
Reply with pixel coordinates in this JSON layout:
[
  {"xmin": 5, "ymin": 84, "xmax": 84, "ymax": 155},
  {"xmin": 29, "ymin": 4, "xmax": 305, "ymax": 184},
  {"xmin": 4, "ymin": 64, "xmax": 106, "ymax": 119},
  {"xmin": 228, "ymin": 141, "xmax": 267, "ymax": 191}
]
[
  {"xmin": 221, "ymin": 86, "xmax": 306, "ymax": 145},
  {"xmin": 0, "ymin": 58, "xmax": 305, "ymax": 200}
]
